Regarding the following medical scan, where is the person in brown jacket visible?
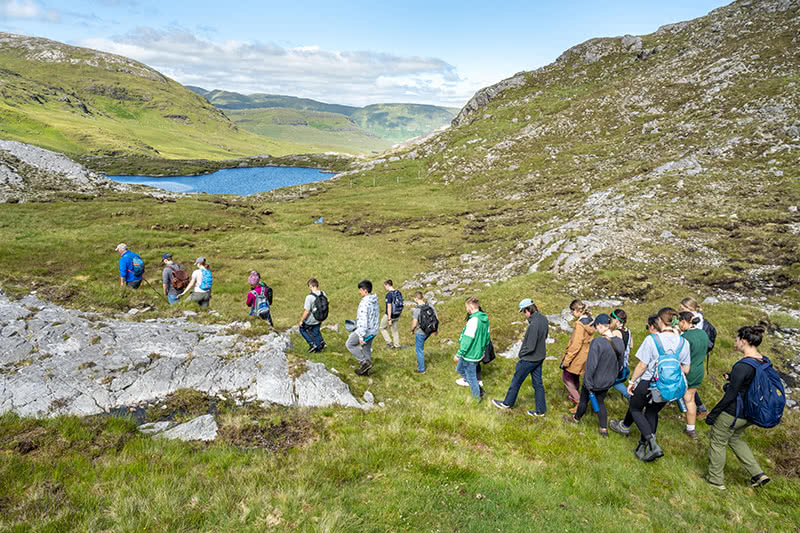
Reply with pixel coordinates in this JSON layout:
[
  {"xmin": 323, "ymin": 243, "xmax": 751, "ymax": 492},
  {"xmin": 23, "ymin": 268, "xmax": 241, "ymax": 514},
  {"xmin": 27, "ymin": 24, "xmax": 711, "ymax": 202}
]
[{"xmin": 560, "ymin": 300, "xmax": 595, "ymax": 413}]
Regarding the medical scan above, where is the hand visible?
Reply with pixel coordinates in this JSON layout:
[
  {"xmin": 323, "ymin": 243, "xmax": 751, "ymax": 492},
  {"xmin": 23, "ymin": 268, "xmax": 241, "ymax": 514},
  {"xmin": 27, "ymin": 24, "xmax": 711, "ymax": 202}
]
[
  {"xmin": 388, "ymin": 318, "xmax": 393, "ymax": 325},
  {"xmin": 360, "ymin": 339, "xmax": 366, "ymax": 345},
  {"xmin": 452, "ymin": 354, "xmax": 459, "ymax": 362},
  {"xmin": 560, "ymin": 364, "xmax": 567, "ymax": 370},
  {"xmin": 627, "ymin": 383, "xmax": 635, "ymax": 396},
  {"xmin": 299, "ymin": 322, "xmax": 304, "ymax": 328}
]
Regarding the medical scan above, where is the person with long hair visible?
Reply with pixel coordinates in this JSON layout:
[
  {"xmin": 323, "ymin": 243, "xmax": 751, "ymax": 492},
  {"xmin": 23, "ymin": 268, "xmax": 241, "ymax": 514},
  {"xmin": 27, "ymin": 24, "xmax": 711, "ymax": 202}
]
[
  {"xmin": 179, "ymin": 257, "xmax": 212, "ymax": 308},
  {"xmin": 560, "ymin": 300, "xmax": 594, "ymax": 413},
  {"xmin": 609, "ymin": 309, "xmax": 632, "ymax": 399},
  {"xmin": 678, "ymin": 311, "xmax": 709, "ymax": 439}
]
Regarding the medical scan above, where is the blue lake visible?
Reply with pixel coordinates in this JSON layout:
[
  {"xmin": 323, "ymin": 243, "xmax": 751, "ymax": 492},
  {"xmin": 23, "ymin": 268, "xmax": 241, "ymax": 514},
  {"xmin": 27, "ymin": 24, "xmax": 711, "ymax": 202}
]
[{"xmin": 110, "ymin": 166, "xmax": 332, "ymax": 195}]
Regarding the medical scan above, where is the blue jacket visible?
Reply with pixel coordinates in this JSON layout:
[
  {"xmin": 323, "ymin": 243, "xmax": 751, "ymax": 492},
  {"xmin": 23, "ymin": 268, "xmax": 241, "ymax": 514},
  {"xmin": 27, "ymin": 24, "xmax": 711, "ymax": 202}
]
[{"xmin": 119, "ymin": 250, "xmax": 142, "ymax": 282}]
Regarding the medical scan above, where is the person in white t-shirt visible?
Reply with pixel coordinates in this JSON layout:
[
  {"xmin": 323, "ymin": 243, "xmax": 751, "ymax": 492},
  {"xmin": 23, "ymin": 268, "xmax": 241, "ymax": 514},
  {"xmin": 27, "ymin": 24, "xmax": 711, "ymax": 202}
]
[{"xmin": 298, "ymin": 278, "xmax": 327, "ymax": 353}]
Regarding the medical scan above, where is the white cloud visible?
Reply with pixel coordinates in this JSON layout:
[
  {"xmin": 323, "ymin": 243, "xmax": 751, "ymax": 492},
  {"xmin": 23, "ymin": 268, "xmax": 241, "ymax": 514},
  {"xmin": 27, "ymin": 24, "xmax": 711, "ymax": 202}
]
[
  {"xmin": 0, "ymin": 0, "xmax": 59, "ymax": 21},
  {"xmin": 78, "ymin": 27, "xmax": 482, "ymax": 107}
]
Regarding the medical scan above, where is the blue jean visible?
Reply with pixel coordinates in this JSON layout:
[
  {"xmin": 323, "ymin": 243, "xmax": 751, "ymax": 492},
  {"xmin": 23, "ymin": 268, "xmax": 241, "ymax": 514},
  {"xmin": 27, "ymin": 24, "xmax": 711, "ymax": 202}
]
[
  {"xmin": 502, "ymin": 359, "xmax": 546, "ymax": 413},
  {"xmin": 167, "ymin": 293, "xmax": 180, "ymax": 305},
  {"xmin": 456, "ymin": 358, "xmax": 481, "ymax": 399},
  {"xmin": 299, "ymin": 323, "xmax": 324, "ymax": 348},
  {"xmin": 612, "ymin": 381, "xmax": 631, "ymax": 398},
  {"xmin": 415, "ymin": 331, "xmax": 428, "ymax": 371}
]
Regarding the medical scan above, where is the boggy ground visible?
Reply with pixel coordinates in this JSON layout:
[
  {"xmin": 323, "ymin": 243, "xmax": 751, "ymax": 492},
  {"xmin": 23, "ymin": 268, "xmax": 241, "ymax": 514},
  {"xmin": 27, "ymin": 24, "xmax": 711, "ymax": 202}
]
[{"xmin": 0, "ymin": 172, "xmax": 799, "ymax": 531}]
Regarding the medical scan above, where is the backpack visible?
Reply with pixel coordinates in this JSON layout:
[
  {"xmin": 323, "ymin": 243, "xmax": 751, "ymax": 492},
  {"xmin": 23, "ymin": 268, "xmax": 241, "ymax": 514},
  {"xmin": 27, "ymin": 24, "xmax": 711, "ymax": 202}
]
[
  {"xmin": 169, "ymin": 265, "xmax": 189, "ymax": 290},
  {"xmin": 390, "ymin": 290, "xmax": 404, "ymax": 317},
  {"xmin": 311, "ymin": 292, "xmax": 329, "ymax": 322},
  {"xmin": 702, "ymin": 318, "xmax": 717, "ymax": 370},
  {"xmin": 199, "ymin": 268, "xmax": 213, "ymax": 291},
  {"xmin": 251, "ymin": 286, "xmax": 270, "ymax": 319},
  {"xmin": 130, "ymin": 254, "xmax": 145, "ymax": 277},
  {"xmin": 418, "ymin": 304, "xmax": 439, "ymax": 335},
  {"xmin": 262, "ymin": 282, "xmax": 273, "ymax": 305},
  {"xmin": 650, "ymin": 334, "xmax": 687, "ymax": 402},
  {"xmin": 735, "ymin": 356, "xmax": 785, "ymax": 428},
  {"xmin": 482, "ymin": 340, "xmax": 495, "ymax": 364}
]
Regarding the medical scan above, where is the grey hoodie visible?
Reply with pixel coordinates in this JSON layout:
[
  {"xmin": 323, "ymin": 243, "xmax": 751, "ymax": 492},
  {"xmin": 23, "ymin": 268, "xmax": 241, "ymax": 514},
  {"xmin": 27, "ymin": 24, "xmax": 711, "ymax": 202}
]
[{"xmin": 356, "ymin": 293, "xmax": 380, "ymax": 340}]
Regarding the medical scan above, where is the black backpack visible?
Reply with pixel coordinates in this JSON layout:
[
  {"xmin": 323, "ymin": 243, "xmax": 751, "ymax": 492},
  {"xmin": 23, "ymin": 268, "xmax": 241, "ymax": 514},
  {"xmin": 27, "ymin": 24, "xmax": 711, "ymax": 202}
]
[
  {"xmin": 261, "ymin": 282, "xmax": 273, "ymax": 305},
  {"xmin": 390, "ymin": 290, "xmax": 404, "ymax": 317},
  {"xmin": 482, "ymin": 340, "xmax": 496, "ymax": 364},
  {"xmin": 702, "ymin": 318, "xmax": 717, "ymax": 369},
  {"xmin": 311, "ymin": 292, "xmax": 329, "ymax": 322},
  {"xmin": 418, "ymin": 304, "xmax": 439, "ymax": 335}
]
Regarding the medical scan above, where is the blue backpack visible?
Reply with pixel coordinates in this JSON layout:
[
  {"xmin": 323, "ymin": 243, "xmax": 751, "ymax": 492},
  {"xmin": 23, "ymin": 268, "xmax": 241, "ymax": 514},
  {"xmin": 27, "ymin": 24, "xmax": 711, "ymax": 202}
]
[
  {"xmin": 200, "ymin": 268, "xmax": 213, "ymax": 291},
  {"xmin": 651, "ymin": 334, "xmax": 687, "ymax": 402},
  {"xmin": 735, "ymin": 356, "xmax": 785, "ymax": 428},
  {"xmin": 390, "ymin": 290, "xmax": 404, "ymax": 317},
  {"xmin": 250, "ymin": 283, "xmax": 270, "ymax": 319},
  {"xmin": 130, "ymin": 254, "xmax": 145, "ymax": 277}
]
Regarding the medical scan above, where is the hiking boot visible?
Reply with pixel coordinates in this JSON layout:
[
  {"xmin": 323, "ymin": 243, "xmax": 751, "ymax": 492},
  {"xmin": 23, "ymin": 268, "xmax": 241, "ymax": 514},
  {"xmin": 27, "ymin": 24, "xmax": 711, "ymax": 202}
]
[
  {"xmin": 609, "ymin": 420, "xmax": 630, "ymax": 436},
  {"xmin": 704, "ymin": 475, "xmax": 726, "ymax": 490},
  {"xmin": 456, "ymin": 378, "xmax": 469, "ymax": 387},
  {"xmin": 697, "ymin": 404, "xmax": 709, "ymax": 414},
  {"xmin": 599, "ymin": 429, "xmax": 609, "ymax": 438},
  {"xmin": 684, "ymin": 428, "xmax": 698, "ymax": 440},
  {"xmin": 750, "ymin": 473, "xmax": 771, "ymax": 488},
  {"xmin": 632, "ymin": 442, "xmax": 647, "ymax": 461},
  {"xmin": 526, "ymin": 410, "xmax": 545, "ymax": 418},
  {"xmin": 355, "ymin": 360, "xmax": 372, "ymax": 376},
  {"xmin": 492, "ymin": 399, "xmax": 511, "ymax": 410},
  {"xmin": 642, "ymin": 435, "xmax": 664, "ymax": 462}
]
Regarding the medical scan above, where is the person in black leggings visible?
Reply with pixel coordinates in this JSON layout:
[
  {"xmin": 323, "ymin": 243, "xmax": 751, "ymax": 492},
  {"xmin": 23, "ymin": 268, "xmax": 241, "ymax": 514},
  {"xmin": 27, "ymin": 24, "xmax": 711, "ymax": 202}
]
[
  {"xmin": 610, "ymin": 308, "xmax": 690, "ymax": 462},
  {"xmin": 564, "ymin": 314, "xmax": 624, "ymax": 437}
]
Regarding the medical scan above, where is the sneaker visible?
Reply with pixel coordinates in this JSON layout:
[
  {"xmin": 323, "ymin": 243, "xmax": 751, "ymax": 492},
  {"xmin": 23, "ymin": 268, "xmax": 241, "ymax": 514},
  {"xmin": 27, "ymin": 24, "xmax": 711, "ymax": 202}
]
[
  {"xmin": 684, "ymin": 428, "xmax": 698, "ymax": 440},
  {"xmin": 386, "ymin": 342, "xmax": 394, "ymax": 349},
  {"xmin": 414, "ymin": 369, "xmax": 426, "ymax": 374},
  {"xmin": 355, "ymin": 360, "xmax": 373, "ymax": 376},
  {"xmin": 526, "ymin": 410, "xmax": 545, "ymax": 418},
  {"xmin": 479, "ymin": 387, "xmax": 486, "ymax": 400},
  {"xmin": 750, "ymin": 473, "xmax": 771, "ymax": 488},
  {"xmin": 456, "ymin": 378, "xmax": 469, "ymax": 387},
  {"xmin": 318, "ymin": 342, "xmax": 326, "ymax": 351},
  {"xmin": 492, "ymin": 399, "xmax": 511, "ymax": 410},
  {"xmin": 599, "ymin": 429, "xmax": 609, "ymax": 438},
  {"xmin": 697, "ymin": 404, "xmax": 709, "ymax": 414},
  {"xmin": 478, "ymin": 380, "xmax": 484, "ymax": 387},
  {"xmin": 609, "ymin": 419, "xmax": 630, "ymax": 436},
  {"xmin": 307, "ymin": 345, "xmax": 317, "ymax": 353},
  {"xmin": 562, "ymin": 415, "xmax": 578, "ymax": 425},
  {"xmin": 704, "ymin": 475, "xmax": 726, "ymax": 490}
]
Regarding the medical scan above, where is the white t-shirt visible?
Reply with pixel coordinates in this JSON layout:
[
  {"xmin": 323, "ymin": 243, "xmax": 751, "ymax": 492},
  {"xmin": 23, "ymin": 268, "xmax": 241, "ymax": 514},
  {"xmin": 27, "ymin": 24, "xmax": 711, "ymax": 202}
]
[
  {"xmin": 191, "ymin": 268, "xmax": 208, "ymax": 293},
  {"xmin": 303, "ymin": 290, "xmax": 324, "ymax": 325},
  {"xmin": 634, "ymin": 333, "xmax": 691, "ymax": 381}
]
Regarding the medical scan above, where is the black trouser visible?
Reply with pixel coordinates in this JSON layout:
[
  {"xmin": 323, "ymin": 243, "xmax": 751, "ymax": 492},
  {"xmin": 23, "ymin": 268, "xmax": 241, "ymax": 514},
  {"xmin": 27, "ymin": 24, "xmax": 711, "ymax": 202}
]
[
  {"xmin": 575, "ymin": 385, "xmax": 609, "ymax": 428},
  {"xmin": 695, "ymin": 391, "xmax": 704, "ymax": 408},
  {"xmin": 627, "ymin": 380, "xmax": 666, "ymax": 442}
]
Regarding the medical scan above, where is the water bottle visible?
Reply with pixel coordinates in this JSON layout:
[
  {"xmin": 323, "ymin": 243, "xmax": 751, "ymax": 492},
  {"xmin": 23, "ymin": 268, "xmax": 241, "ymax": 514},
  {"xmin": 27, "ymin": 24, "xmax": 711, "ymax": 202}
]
[
  {"xmin": 677, "ymin": 398, "xmax": 688, "ymax": 413},
  {"xmin": 589, "ymin": 392, "xmax": 599, "ymax": 413}
]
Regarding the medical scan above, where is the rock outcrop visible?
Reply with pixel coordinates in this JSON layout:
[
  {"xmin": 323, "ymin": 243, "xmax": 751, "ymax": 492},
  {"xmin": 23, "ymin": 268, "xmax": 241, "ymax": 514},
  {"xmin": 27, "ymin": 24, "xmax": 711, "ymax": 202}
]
[{"xmin": 0, "ymin": 290, "xmax": 366, "ymax": 418}]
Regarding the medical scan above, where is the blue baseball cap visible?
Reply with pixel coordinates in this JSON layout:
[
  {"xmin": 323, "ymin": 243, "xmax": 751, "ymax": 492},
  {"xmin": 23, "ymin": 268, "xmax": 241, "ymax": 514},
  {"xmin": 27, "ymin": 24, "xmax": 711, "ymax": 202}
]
[
  {"xmin": 162, "ymin": 253, "xmax": 172, "ymax": 262},
  {"xmin": 593, "ymin": 313, "xmax": 611, "ymax": 326},
  {"xmin": 518, "ymin": 298, "xmax": 534, "ymax": 311}
]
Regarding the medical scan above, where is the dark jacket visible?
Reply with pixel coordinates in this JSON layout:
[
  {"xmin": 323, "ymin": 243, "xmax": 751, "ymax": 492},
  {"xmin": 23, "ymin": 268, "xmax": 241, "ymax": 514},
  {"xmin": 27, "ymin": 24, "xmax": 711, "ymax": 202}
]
[
  {"xmin": 707, "ymin": 360, "xmax": 757, "ymax": 424},
  {"xmin": 583, "ymin": 336, "xmax": 624, "ymax": 392},
  {"xmin": 519, "ymin": 312, "xmax": 549, "ymax": 362}
]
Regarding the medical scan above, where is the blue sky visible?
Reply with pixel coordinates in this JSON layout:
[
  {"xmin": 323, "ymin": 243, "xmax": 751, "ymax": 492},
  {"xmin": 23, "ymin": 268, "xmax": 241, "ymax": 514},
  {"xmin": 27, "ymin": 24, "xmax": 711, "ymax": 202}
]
[{"xmin": 1, "ymin": 0, "xmax": 730, "ymax": 107}]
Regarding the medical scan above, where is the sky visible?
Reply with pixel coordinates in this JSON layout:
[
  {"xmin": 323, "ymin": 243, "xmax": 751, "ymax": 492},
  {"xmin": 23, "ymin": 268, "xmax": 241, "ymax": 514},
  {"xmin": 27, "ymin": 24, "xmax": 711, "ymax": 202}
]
[{"xmin": 0, "ymin": 0, "xmax": 731, "ymax": 108}]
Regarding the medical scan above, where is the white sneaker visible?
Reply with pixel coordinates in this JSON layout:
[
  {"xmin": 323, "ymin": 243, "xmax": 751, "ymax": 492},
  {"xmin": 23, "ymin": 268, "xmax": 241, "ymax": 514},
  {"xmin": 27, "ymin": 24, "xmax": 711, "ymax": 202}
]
[{"xmin": 456, "ymin": 378, "xmax": 469, "ymax": 387}]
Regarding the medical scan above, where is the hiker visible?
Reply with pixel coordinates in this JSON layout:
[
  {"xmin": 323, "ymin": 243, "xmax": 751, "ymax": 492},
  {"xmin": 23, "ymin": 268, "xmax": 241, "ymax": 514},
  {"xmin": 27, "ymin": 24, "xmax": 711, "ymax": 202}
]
[
  {"xmin": 609, "ymin": 314, "xmax": 659, "ymax": 438},
  {"xmin": 299, "ymin": 278, "xmax": 327, "ymax": 352},
  {"xmin": 455, "ymin": 306, "xmax": 485, "ymax": 389},
  {"xmin": 409, "ymin": 292, "xmax": 438, "ymax": 373},
  {"xmin": 705, "ymin": 325, "xmax": 775, "ymax": 490},
  {"xmin": 560, "ymin": 300, "xmax": 594, "ymax": 413},
  {"xmin": 613, "ymin": 308, "xmax": 690, "ymax": 462},
  {"xmin": 246, "ymin": 271, "xmax": 274, "ymax": 327},
  {"xmin": 116, "ymin": 243, "xmax": 143, "ymax": 289},
  {"xmin": 679, "ymin": 297, "xmax": 717, "ymax": 416},
  {"xmin": 179, "ymin": 257, "xmax": 212, "ymax": 308},
  {"xmin": 678, "ymin": 311, "xmax": 710, "ymax": 440},
  {"xmin": 346, "ymin": 280, "xmax": 380, "ymax": 376},
  {"xmin": 609, "ymin": 309, "xmax": 632, "ymax": 399},
  {"xmin": 564, "ymin": 314, "xmax": 624, "ymax": 437},
  {"xmin": 380, "ymin": 280, "xmax": 404, "ymax": 349},
  {"xmin": 492, "ymin": 298, "xmax": 549, "ymax": 417},
  {"xmin": 455, "ymin": 296, "xmax": 490, "ymax": 401},
  {"xmin": 161, "ymin": 253, "xmax": 187, "ymax": 304}
]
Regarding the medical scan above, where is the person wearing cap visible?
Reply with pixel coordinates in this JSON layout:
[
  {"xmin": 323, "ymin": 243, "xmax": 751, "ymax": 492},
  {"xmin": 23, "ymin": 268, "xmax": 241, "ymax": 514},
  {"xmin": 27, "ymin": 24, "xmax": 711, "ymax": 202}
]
[
  {"xmin": 563, "ymin": 314, "xmax": 624, "ymax": 437},
  {"xmin": 115, "ymin": 243, "xmax": 143, "ymax": 289},
  {"xmin": 178, "ymin": 257, "xmax": 212, "ymax": 308},
  {"xmin": 161, "ymin": 253, "xmax": 185, "ymax": 305},
  {"xmin": 492, "ymin": 298, "xmax": 549, "ymax": 416}
]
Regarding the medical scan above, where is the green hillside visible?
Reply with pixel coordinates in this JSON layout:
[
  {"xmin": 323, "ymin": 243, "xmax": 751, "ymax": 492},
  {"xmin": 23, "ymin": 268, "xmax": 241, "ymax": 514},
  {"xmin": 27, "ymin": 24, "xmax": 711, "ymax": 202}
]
[
  {"xmin": 198, "ymin": 89, "xmax": 359, "ymax": 116},
  {"xmin": 0, "ymin": 33, "xmax": 322, "ymax": 159},
  {"xmin": 351, "ymin": 103, "xmax": 459, "ymax": 142}
]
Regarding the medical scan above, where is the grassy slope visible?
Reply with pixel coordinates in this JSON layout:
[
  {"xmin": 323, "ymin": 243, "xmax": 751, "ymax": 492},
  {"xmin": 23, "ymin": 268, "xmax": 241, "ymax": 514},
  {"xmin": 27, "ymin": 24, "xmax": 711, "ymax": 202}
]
[
  {"xmin": 0, "ymin": 164, "xmax": 799, "ymax": 531},
  {"xmin": 0, "ymin": 36, "xmax": 327, "ymax": 159},
  {"xmin": 226, "ymin": 107, "xmax": 392, "ymax": 154},
  {"xmin": 350, "ymin": 103, "xmax": 458, "ymax": 143}
]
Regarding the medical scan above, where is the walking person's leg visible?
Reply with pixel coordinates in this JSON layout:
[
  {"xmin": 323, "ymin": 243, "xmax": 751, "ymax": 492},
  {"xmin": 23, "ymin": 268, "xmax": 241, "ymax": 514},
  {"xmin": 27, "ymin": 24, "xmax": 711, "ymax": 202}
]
[
  {"xmin": 574, "ymin": 385, "xmax": 591, "ymax": 421},
  {"xmin": 463, "ymin": 360, "xmax": 481, "ymax": 400},
  {"xmin": 595, "ymin": 389, "xmax": 609, "ymax": 430},
  {"xmin": 415, "ymin": 331, "xmax": 427, "ymax": 372},
  {"xmin": 391, "ymin": 319, "xmax": 400, "ymax": 348},
  {"xmin": 728, "ymin": 418, "xmax": 764, "ymax": 480},
  {"xmin": 379, "ymin": 315, "xmax": 393, "ymax": 347},
  {"xmin": 299, "ymin": 324, "xmax": 315, "ymax": 349},
  {"xmin": 562, "ymin": 370, "xmax": 580, "ymax": 404},
  {"xmin": 346, "ymin": 332, "xmax": 364, "ymax": 362},
  {"xmin": 530, "ymin": 360, "xmax": 546, "ymax": 415},
  {"xmin": 501, "ymin": 360, "xmax": 533, "ymax": 407},
  {"xmin": 707, "ymin": 412, "xmax": 735, "ymax": 486}
]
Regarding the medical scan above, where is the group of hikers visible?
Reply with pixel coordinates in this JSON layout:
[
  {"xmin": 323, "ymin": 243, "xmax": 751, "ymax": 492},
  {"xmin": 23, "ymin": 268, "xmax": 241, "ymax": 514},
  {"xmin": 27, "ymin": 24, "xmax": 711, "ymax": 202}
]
[{"xmin": 116, "ymin": 244, "xmax": 786, "ymax": 490}]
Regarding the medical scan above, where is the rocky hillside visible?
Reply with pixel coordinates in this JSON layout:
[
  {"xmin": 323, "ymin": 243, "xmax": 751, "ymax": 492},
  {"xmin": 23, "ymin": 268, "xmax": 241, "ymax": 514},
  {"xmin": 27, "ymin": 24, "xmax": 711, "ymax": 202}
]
[
  {"xmin": 362, "ymin": 0, "xmax": 799, "ymax": 308},
  {"xmin": 0, "ymin": 33, "xmax": 312, "ymax": 159}
]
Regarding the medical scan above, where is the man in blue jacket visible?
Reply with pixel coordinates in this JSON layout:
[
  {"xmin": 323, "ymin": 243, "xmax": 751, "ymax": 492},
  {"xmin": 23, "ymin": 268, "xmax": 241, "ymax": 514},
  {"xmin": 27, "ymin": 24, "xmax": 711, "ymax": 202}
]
[{"xmin": 116, "ymin": 243, "xmax": 143, "ymax": 289}]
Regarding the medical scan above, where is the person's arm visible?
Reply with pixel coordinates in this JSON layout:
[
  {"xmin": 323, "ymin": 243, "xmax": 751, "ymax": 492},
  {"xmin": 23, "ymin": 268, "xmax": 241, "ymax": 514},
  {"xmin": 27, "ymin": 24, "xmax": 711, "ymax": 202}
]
[
  {"xmin": 456, "ymin": 317, "xmax": 477, "ymax": 358},
  {"xmin": 355, "ymin": 299, "xmax": 368, "ymax": 340},
  {"xmin": 162, "ymin": 268, "xmax": 170, "ymax": 296},
  {"xmin": 387, "ymin": 302, "xmax": 394, "ymax": 324},
  {"xmin": 627, "ymin": 361, "xmax": 648, "ymax": 395},
  {"xmin": 518, "ymin": 321, "xmax": 538, "ymax": 359},
  {"xmin": 410, "ymin": 315, "xmax": 418, "ymax": 334},
  {"xmin": 583, "ymin": 340, "xmax": 600, "ymax": 391},
  {"xmin": 119, "ymin": 256, "xmax": 126, "ymax": 286},
  {"xmin": 300, "ymin": 309, "xmax": 310, "ymax": 327},
  {"xmin": 180, "ymin": 271, "xmax": 197, "ymax": 297},
  {"xmin": 707, "ymin": 363, "xmax": 752, "ymax": 425}
]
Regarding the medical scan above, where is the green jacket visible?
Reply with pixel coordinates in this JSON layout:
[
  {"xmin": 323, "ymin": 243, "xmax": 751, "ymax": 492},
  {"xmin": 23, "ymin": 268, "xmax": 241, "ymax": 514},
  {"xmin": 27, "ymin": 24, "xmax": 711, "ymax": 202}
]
[{"xmin": 457, "ymin": 311, "xmax": 490, "ymax": 362}]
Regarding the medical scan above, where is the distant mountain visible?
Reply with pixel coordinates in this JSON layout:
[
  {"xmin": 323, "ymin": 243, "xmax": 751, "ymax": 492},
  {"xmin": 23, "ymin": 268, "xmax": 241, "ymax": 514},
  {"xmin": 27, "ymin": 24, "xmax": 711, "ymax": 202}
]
[
  {"xmin": 192, "ymin": 87, "xmax": 459, "ymax": 146},
  {"xmin": 0, "ymin": 33, "xmax": 318, "ymax": 159}
]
